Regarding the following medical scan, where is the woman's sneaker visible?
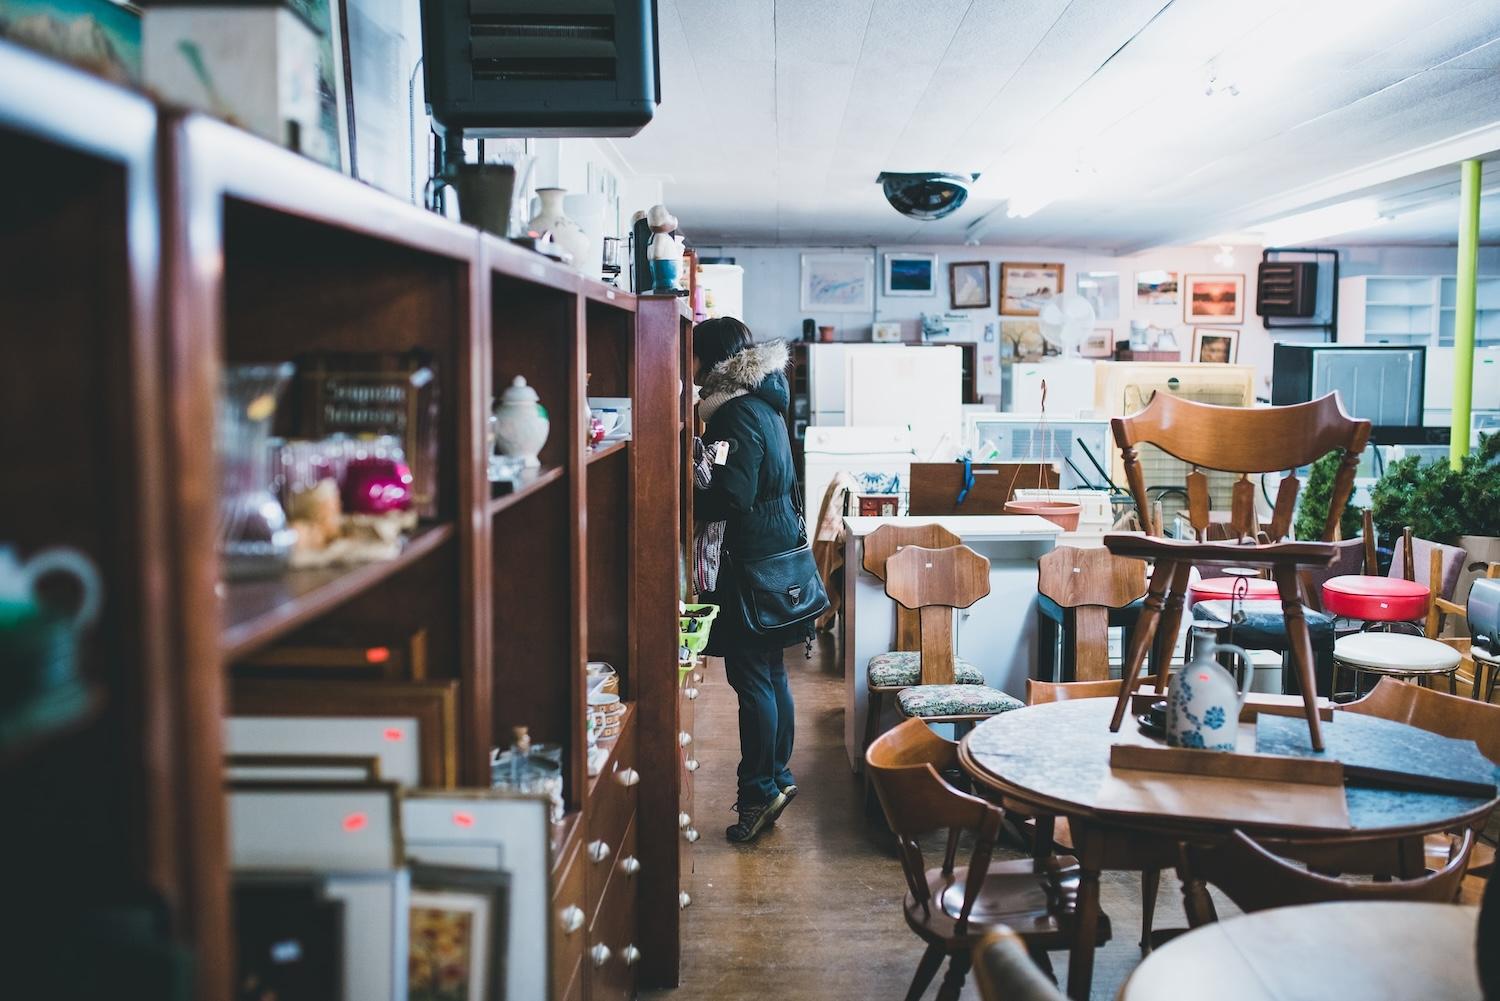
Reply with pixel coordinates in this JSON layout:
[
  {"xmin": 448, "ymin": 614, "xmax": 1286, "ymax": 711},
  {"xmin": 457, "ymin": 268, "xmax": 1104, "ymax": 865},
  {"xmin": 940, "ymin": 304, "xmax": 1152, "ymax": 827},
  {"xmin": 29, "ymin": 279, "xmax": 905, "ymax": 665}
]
[
  {"xmin": 767, "ymin": 784, "xmax": 798, "ymax": 825},
  {"xmin": 726, "ymin": 792, "xmax": 786, "ymax": 843}
]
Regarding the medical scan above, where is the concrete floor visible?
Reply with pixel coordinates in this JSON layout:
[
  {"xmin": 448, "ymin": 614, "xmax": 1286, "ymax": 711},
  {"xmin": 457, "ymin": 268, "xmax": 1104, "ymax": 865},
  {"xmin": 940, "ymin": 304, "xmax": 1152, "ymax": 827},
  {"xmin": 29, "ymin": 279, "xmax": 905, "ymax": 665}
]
[{"xmin": 644, "ymin": 634, "xmax": 1192, "ymax": 1001}]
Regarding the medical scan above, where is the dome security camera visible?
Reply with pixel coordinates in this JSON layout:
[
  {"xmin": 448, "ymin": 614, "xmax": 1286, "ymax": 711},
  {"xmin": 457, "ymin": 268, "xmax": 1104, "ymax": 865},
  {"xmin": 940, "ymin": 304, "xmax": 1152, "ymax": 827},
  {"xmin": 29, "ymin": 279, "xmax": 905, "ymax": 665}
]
[{"xmin": 876, "ymin": 172, "xmax": 979, "ymax": 221}]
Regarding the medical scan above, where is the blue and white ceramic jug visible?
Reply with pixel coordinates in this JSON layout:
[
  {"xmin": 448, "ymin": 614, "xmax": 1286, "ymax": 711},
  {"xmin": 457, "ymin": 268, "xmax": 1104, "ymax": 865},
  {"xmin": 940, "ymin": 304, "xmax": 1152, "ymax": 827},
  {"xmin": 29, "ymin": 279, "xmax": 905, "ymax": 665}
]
[{"xmin": 1166, "ymin": 626, "xmax": 1254, "ymax": 751}]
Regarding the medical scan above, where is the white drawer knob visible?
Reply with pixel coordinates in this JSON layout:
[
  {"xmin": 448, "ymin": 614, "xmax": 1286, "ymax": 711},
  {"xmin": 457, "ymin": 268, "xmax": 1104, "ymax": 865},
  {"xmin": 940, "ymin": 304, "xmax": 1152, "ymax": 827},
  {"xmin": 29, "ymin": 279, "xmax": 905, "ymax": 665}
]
[
  {"xmin": 591, "ymin": 944, "xmax": 611, "ymax": 968},
  {"xmin": 684, "ymin": 687, "xmax": 700, "ymax": 700},
  {"xmin": 679, "ymin": 891, "xmax": 692, "ymax": 910},
  {"xmin": 588, "ymin": 840, "xmax": 612, "ymax": 864},
  {"xmin": 693, "ymin": 672, "xmax": 704, "ymax": 683},
  {"xmin": 560, "ymin": 905, "xmax": 585, "ymax": 934},
  {"xmin": 684, "ymin": 758, "xmax": 700, "ymax": 772},
  {"xmin": 616, "ymin": 767, "xmax": 640, "ymax": 787},
  {"xmin": 678, "ymin": 811, "xmax": 692, "ymax": 829},
  {"xmin": 623, "ymin": 945, "xmax": 642, "ymax": 966},
  {"xmin": 678, "ymin": 731, "xmax": 692, "ymax": 747},
  {"xmin": 621, "ymin": 855, "xmax": 641, "ymax": 876},
  {"xmin": 683, "ymin": 827, "xmax": 700, "ymax": 843}
]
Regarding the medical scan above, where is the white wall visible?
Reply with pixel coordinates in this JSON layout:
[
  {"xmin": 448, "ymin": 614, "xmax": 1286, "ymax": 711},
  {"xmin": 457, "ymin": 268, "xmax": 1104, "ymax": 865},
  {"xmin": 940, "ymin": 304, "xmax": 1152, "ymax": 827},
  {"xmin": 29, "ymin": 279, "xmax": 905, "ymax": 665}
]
[{"xmin": 694, "ymin": 242, "xmax": 1277, "ymax": 392}]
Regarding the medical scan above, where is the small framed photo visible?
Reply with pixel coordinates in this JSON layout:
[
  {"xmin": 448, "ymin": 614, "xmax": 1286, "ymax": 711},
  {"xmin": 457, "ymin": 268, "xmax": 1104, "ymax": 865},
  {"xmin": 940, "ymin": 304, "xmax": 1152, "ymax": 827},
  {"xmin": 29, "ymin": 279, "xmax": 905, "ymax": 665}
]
[
  {"xmin": 1081, "ymin": 328, "xmax": 1115, "ymax": 358},
  {"xmin": 948, "ymin": 261, "xmax": 991, "ymax": 309},
  {"xmin": 1184, "ymin": 273, "xmax": 1246, "ymax": 325},
  {"xmin": 231, "ymin": 678, "xmax": 459, "ymax": 787},
  {"xmin": 409, "ymin": 866, "xmax": 511, "ymax": 1001},
  {"xmin": 871, "ymin": 321, "xmax": 903, "ymax": 343},
  {"xmin": 800, "ymin": 254, "xmax": 873, "ymax": 311},
  {"xmin": 403, "ymin": 791, "xmax": 553, "ymax": 1001},
  {"xmin": 999, "ymin": 262, "xmax": 1064, "ymax": 316},
  {"xmin": 884, "ymin": 252, "xmax": 937, "ymax": 296},
  {"xmin": 1191, "ymin": 327, "xmax": 1240, "ymax": 364}
]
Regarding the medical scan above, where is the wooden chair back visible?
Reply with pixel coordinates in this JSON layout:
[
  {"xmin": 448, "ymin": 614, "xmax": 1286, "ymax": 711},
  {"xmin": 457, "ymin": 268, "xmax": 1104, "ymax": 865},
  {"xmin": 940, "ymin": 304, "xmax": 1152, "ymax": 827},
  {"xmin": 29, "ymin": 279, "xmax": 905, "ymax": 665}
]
[
  {"xmin": 1179, "ymin": 827, "xmax": 1474, "ymax": 926},
  {"xmin": 972, "ymin": 929, "xmax": 1065, "ymax": 1001},
  {"xmin": 1112, "ymin": 392, "xmax": 1370, "ymax": 540},
  {"xmin": 1026, "ymin": 678, "xmax": 1123, "ymax": 704},
  {"xmin": 1037, "ymin": 547, "xmax": 1147, "ymax": 682},
  {"xmin": 866, "ymin": 718, "xmax": 1003, "ymax": 933},
  {"xmin": 1340, "ymin": 676, "xmax": 1500, "ymax": 764},
  {"xmin": 863, "ymin": 523, "xmax": 964, "ymax": 651},
  {"xmin": 884, "ymin": 544, "xmax": 991, "ymax": 686}
]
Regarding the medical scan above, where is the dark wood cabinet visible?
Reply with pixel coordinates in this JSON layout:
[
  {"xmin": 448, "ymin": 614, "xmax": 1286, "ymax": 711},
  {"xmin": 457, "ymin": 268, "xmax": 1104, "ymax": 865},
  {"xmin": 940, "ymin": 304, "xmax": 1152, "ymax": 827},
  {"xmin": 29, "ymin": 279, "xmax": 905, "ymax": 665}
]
[{"xmin": 1, "ymin": 38, "xmax": 695, "ymax": 1001}]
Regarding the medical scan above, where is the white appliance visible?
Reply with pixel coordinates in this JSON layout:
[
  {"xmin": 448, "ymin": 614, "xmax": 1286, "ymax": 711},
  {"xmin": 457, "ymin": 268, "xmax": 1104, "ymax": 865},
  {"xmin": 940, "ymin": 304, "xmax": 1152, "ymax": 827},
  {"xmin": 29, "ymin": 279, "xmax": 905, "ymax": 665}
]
[
  {"xmin": 845, "ymin": 345, "xmax": 963, "ymax": 459},
  {"xmin": 1423, "ymin": 345, "xmax": 1500, "ymax": 429},
  {"xmin": 1094, "ymin": 361, "xmax": 1256, "ymax": 523},
  {"xmin": 1009, "ymin": 359, "xmax": 1098, "ymax": 415},
  {"xmin": 801, "ymin": 426, "xmax": 914, "ymax": 538},
  {"xmin": 696, "ymin": 263, "xmax": 744, "ymax": 320},
  {"xmin": 965, "ymin": 414, "xmax": 1113, "ymax": 490}
]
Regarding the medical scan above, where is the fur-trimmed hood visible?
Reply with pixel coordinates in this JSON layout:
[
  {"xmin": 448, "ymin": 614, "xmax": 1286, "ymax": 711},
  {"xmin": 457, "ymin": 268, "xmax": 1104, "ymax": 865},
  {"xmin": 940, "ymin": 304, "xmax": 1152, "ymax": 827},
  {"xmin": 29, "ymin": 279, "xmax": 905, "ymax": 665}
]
[{"xmin": 699, "ymin": 340, "xmax": 790, "ymax": 421}]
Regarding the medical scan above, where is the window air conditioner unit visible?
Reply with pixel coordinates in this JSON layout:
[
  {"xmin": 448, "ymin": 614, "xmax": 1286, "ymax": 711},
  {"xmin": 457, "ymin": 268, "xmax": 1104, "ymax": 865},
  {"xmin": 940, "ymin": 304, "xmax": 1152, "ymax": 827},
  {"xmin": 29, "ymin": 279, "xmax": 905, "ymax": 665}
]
[
  {"xmin": 420, "ymin": 0, "xmax": 660, "ymax": 140},
  {"xmin": 964, "ymin": 414, "xmax": 1113, "ymax": 490},
  {"xmin": 1094, "ymin": 362, "xmax": 1257, "ymax": 526}
]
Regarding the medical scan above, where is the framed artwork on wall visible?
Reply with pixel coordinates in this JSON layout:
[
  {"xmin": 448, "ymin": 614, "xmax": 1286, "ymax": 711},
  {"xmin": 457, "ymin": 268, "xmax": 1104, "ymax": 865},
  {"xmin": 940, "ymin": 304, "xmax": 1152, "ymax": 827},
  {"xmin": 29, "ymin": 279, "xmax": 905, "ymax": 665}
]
[
  {"xmin": 1081, "ymin": 328, "xmax": 1115, "ymax": 358},
  {"xmin": 999, "ymin": 262, "xmax": 1064, "ymax": 316},
  {"xmin": 1184, "ymin": 273, "xmax": 1246, "ymax": 324},
  {"xmin": 884, "ymin": 252, "xmax": 937, "ymax": 296},
  {"xmin": 948, "ymin": 261, "xmax": 991, "ymax": 309},
  {"xmin": 1076, "ymin": 271, "xmax": 1120, "ymax": 321},
  {"xmin": 1135, "ymin": 270, "xmax": 1179, "ymax": 306},
  {"xmin": 800, "ymin": 254, "xmax": 874, "ymax": 311},
  {"xmin": 871, "ymin": 321, "xmax": 903, "ymax": 343},
  {"xmin": 1191, "ymin": 327, "xmax": 1240, "ymax": 363}
]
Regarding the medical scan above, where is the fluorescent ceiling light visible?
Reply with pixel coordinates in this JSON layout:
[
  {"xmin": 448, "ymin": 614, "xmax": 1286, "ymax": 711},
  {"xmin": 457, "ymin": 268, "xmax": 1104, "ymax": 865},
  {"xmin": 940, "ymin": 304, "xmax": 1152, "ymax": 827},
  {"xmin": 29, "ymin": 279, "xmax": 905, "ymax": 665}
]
[{"xmin": 1257, "ymin": 198, "xmax": 1388, "ymax": 246}]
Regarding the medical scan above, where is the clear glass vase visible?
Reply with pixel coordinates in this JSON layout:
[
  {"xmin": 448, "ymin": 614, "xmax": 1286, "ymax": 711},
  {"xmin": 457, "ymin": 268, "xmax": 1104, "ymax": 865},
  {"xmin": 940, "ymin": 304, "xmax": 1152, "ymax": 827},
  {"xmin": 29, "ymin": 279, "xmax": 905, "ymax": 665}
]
[{"xmin": 219, "ymin": 363, "xmax": 298, "ymax": 580}]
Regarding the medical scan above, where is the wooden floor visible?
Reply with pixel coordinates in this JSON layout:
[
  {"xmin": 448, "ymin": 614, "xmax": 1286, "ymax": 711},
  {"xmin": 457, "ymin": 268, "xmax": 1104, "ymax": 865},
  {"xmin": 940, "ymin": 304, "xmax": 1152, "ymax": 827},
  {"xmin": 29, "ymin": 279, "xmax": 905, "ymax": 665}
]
[{"xmin": 644, "ymin": 634, "xmax": 1190, "ymax": 1001}]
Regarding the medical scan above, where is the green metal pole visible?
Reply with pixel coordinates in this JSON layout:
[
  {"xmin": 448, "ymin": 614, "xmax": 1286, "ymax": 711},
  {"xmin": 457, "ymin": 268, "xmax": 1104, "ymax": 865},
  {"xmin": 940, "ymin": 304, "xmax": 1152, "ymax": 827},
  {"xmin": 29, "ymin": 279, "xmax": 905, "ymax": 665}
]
[{"xmin": 1451, "ymin": 159, "xmax": 1481, "ymax": 469}]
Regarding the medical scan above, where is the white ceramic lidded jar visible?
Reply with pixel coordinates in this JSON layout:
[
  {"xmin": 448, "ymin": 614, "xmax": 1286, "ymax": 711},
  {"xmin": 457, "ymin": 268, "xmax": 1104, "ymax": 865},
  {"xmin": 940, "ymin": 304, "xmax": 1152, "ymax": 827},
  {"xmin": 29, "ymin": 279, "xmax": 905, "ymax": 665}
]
[
  {"xmin": 492, "ymin": 376, "xmax": 550, "ymax": 467},
  {"xmin": 528, "ymin": 187, "xmax": 591, "ymax": 272}
]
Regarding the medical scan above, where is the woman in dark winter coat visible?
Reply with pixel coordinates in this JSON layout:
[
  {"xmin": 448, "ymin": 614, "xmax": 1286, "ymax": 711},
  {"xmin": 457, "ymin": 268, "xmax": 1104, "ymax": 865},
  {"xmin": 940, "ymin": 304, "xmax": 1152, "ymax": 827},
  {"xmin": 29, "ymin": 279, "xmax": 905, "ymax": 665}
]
[{"xmin": 693, "ymin": 318, "xmax": 805, "ymax": 844}]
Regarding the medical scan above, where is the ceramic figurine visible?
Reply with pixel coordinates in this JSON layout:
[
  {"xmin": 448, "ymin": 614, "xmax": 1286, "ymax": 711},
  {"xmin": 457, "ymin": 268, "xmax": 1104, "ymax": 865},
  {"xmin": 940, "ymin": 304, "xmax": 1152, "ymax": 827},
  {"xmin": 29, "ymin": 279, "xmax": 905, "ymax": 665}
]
[
  {"xmin": 1166, "ymin": 625, "xmax": 1254, "ymax": 751},
  {"xmin": 647, "ymin": 203, "xmax": 684, "ymax": 293},
  {"xmin": 493, "ymin": 376, "xmax": 550, "ymax": 467},
  {"xmin": 527, "ymin": 188, "xmax": 590, "ymax": 267}
]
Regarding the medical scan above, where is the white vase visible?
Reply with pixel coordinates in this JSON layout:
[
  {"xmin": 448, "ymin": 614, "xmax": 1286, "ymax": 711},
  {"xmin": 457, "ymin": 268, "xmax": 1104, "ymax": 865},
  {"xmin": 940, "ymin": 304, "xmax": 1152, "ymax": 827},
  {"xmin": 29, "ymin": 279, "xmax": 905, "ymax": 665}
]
[
  {"xmin": 493, "ymin": 376, "xmax": 550, "ymax": 468},
  {"xmin": 528, "ymin": 188, "xmax": 590, "ymax": 272},
  {"xmin": 564, "ymin": 193, "xmax": 607, "ymax": 277}
]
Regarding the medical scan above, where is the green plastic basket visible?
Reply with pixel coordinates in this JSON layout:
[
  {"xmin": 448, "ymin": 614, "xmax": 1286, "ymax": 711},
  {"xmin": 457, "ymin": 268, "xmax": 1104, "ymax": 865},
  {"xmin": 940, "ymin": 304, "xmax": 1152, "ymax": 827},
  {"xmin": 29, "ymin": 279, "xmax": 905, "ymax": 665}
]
[{"xmin": 678, "ymin": 603, "xmax": 719, "ymax": 654}]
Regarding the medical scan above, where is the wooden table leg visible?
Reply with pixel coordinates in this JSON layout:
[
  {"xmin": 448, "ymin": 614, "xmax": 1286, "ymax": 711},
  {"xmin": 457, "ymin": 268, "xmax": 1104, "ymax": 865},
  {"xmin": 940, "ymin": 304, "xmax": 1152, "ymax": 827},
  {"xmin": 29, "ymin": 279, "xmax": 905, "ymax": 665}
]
[
  {"xmin": 1110, "ymin": 560, "xmax": 1175, "ymax": 732},
  {"xmin": 1066, "ymin": 821, "xmax": 1103, "ymax": 1001},
  {"xmin": 1274, "ymin": 565, "xmax": 1325, "ymax": 751}
]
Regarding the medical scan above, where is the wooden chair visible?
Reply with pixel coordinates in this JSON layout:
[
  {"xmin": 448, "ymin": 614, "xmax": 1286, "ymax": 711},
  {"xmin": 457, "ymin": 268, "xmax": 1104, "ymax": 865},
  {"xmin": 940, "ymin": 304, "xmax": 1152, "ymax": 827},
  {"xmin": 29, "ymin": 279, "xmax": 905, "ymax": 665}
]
[
  {"xmin": 1020, "ymin": 678, "xmax": 1167, "ymax": 953},
  {"xmin": 972, "ymin": 929, "xmax": 1066, "ymax": 1001},
  {"xmin": 862, "ymin": 524, "xmax": 980, "ymax": 755},
  {"xmin": 1105, "ymin": 392, "xmax": 1372, "ymax": 751},
  {"xmin": 1177, "ymin": 827, "xmax": 1475, "ymax": 927},
  {"xmin": 885, "ymin": 545, "xmax": 1023, "ymax": 726},
  {"xmin": 1035, "ymin": 547, "xmax": 1147, "ymax": 683},
  {"xmin": 866, "ymin": 719, "xmax": 1110, "ymax": 1001}
]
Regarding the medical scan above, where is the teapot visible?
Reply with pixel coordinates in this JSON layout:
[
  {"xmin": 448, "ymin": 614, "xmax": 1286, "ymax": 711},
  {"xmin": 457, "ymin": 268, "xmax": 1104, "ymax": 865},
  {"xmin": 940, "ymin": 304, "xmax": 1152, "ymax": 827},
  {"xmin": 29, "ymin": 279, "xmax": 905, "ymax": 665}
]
[
  {"xmin": 0, "ymin": 545, "xmax": 103, "ymax": 747},
  {"xmin": 1166, "ymin": 625, "xmax": 1254, "ymax": 751}
]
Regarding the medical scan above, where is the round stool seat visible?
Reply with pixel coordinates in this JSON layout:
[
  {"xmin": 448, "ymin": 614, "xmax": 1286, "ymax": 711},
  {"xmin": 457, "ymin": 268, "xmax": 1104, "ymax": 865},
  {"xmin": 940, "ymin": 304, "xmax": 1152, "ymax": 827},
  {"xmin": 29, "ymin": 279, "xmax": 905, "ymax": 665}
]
[
  {"xmin": 1187, "ymin": 576, "xmax": 1280, "ymax": 606},
  {"xmin": 1333, "ymin": 632, "xmax": 1461, "ymax": 674},
  {"xmin": 1321, "ymin": 575, "xmax": 1430, "ymax": 621}
]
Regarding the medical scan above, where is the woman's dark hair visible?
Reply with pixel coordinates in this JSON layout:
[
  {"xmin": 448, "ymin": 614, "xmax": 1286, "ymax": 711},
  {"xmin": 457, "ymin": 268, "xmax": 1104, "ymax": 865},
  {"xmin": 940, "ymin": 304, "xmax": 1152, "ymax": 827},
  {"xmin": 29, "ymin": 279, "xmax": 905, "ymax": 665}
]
[{"xmin": 693, "ymin": 317, "xmax": 755, "ymax": 373}]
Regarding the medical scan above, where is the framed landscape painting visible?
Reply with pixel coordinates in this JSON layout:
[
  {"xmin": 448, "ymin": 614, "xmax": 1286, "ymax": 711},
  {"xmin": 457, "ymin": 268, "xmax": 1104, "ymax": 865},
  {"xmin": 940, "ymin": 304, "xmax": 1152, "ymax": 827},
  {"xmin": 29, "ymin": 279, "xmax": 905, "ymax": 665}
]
[
  {"xmin": 1184, "ymin": 273, "xmax": 1245, "ymax": 325},
  {"xmin": 801, "ymin": 254, "xmax": 874, "ymax": 311},
  {"xmin": 948, "ymin": 261, "xmax": 991, "ymax": 309},
  {"xmin": 999, "ymin": 262, "xmax": 1064, "ymax": 316},
  {"xmin": 884, "ymin": 252, "xmax": 936, "ymax": 296}
]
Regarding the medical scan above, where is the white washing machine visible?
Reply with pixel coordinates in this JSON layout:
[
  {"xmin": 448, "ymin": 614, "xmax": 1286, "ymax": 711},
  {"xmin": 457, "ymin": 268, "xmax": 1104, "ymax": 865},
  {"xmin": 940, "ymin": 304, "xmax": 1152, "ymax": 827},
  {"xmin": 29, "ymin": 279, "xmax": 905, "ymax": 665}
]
[{"xmin": 802, "ymin": 425, "xmax": 914, "ymax": 538}]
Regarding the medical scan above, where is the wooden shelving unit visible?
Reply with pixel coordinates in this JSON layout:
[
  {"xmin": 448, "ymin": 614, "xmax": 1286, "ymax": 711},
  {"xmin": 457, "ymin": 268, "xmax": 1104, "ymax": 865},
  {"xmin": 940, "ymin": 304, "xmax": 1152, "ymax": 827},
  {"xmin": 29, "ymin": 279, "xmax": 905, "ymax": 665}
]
[{"xmin": 1, "ymin": 39, "xmax": 695, "ymax": 1001}]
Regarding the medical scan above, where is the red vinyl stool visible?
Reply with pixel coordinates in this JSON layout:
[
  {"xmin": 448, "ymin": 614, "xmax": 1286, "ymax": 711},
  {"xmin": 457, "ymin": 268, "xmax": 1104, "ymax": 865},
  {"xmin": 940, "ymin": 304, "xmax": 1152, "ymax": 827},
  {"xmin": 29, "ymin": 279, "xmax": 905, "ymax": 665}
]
[
  {"xmin": 1320, "ymin": 575, "xmax": 1430, "ymax": 623},
  {"xmin": 1187, "ymin": 576, "xmax": 1280, "ymax": 607}
]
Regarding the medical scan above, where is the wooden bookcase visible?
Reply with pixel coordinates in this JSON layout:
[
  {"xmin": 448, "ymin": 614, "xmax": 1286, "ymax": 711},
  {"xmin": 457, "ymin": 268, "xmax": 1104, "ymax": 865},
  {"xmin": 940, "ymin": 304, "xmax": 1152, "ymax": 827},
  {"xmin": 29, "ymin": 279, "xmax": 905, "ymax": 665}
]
[{"xmin": 1, "ymin": 39, "xmax": 695, "ymax": 1001}]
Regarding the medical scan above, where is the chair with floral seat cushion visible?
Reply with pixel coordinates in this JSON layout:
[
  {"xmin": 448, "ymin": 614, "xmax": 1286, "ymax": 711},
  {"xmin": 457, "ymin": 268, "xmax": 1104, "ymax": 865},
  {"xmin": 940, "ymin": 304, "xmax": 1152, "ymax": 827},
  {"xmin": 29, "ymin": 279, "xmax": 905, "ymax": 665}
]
[
  {"xmin": 883, "ymin": 544, "xmax": 1023, "ymax": 728},
  {"xmin": 861, "ymin": 523, "xmax": 979, "ymax": 761}
]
